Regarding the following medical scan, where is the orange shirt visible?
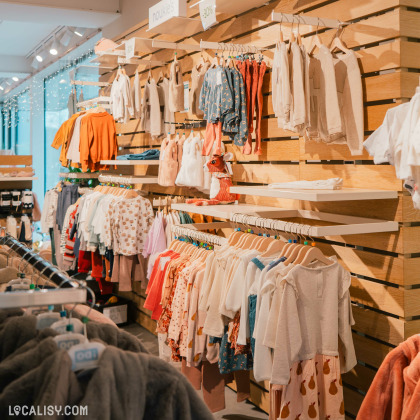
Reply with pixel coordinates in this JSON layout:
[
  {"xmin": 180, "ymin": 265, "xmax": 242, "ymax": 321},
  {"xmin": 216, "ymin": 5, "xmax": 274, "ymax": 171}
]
[
  {"xmin": 51, "ymin": 113, "xmax": 82, "ymax": 167},
  {"xmin": 79, "ymin": 112, "xmax": 117, "ymax": 172}
]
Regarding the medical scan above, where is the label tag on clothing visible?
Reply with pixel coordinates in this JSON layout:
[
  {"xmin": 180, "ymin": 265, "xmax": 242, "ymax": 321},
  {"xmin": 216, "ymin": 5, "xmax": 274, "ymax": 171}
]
[
  {"xmin": 199, "ymin": 0, "xmax": 217, "ymax": 30},
  {"xmin": 216, "ymin": 70, "xmax": 222, "ymax": 86}
]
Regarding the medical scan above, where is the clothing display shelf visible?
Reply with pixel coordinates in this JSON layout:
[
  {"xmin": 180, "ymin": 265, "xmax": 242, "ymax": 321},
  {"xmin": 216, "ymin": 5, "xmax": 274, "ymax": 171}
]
[
  {"xmin": 99, "ymin": 160, "xmax": 160, "ymax": 166},
  {"xmin": 171, "ymin": 224, "xmax": 228, "ymax": 246},
  {"xmin": 270, "ymin": 11, "xmax": 347, "ymax": 29},
  {"xmin": 229, "ymin": 210, "xmax": 399, "ymax": 237},
  {"xmin": 98, "ymin": 174, "xmax": 158, "ymax": 185},
  {"xmin": 59, "ymin": 172, "xmax": 100, "ymax": 179},
  {"xmin": 189, "ymin": 0, "xmax": 268, "ymax": 15},
  {"xmin": 200, "ymin": 40, "xmax": 265, "ymax": 54},
  {"xmin": 147, "ymin": 16, "xmax": 202, "ymax": 35},
  {"xmin": 229, "ymin": 186, "xmax": 398, "ymax": 201},
  {"xmin": 116, "ymin": 38, "xmax": 202, "ymax": 56},
  {"xmin": 171, "ymin": 204, "xmax": 399, "ymax": 236},
  {"xmin": 77, "ymin": 96, "xmax": 111, "ymax": 110},
  {"xmin": 171, "ymin": 203, "xmax": 284, "ymax": 219},
  {"xmin": 0, "ymin": 177, "xmax": 37, "ymax": 182}
]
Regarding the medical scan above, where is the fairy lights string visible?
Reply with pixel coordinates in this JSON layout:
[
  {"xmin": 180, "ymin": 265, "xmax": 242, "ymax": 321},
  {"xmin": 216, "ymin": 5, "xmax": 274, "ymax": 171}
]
[{"xmin": 0, "ymin": 50, "xmax": 95, "ymax": 129}]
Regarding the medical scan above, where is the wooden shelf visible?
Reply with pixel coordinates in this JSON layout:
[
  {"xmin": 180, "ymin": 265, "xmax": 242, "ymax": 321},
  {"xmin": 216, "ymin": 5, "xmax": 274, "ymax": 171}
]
[
  {"xmin": 100, "ymin": 160, "xmax": 160, "ymax": 166},
  {"xmin": 74, "ymin": 64, "xmax": 114, "ymax": 75},
  {"xmin": 229, "ymin": 186, "xmax": 398, "ymax": 202},
  {"xmin": 147, "ymin": 17, "xmax": 202, "ymax": 35},
  {"xmin": 171, "ymin": 203, "xmax": 283, "ymax": 219},
  {"xmin": 0, "ymin": 177, "xmax": 37, "ymax": 182},
  {"xmin": 190, "ymin": 0, "xmax": 267, "ymax": 15}
]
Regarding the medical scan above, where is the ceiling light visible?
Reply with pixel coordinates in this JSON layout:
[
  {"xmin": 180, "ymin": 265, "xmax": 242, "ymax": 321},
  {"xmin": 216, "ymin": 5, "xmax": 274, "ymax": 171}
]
[
  {"xmin": 74, "ymin": 27, "xmax": 85, "ymax": 37},
  {"xmin": 0, "ymin": 86, "xmax": 4, "ymax": 91},
  {"xmin": 12, "ymin": 76, "xmax": 19, "ymax": 82},
  {"xmin": 59, "ymin": 79, "xmax": 66, "ymax": 84},
  {"xmin": 35, "ymin": 52, "xmax": 44, "ymax": 62},
  {"xmin": 49, "ymin": 37, "xmax": 59, "ymax": 55}
]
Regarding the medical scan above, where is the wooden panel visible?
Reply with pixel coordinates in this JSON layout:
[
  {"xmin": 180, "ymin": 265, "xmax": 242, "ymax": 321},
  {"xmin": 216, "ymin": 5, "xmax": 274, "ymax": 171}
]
[
  {"xmin": 232, "ymin": 163, "xmax": 300, "ymax": 184},
  {"xmin": 325, "ymin": 226, "xmax": 420, "ymax": 255},
  {"xmin": 318, "ymin": 243, "xmax": 413, "ymax": 286},
  {"xmin": 132, "ymin": 308, "xmax": 157, "ymax": 335},
  {"xmin": 117, "ymin": 133, "xmax": 161, "ymax": 148},
  {"xmin": 300, "ymin": 138, "xmax": 373, "ymax": 161},
  {"xmin": 352, "ymin": 333, "xmax": 394, "ymax": 369},
  {"xmin": 342, "ymin": 363, "xmax": 376, "ymax": 393},
  {"xmin": 249, "ymin": 383, "xmax": 270, "ymax": 414},
  {"xmin": 116, "ymin": 119, "xmax": 142, "ymax": 134},
  {"xmin": 350, "ymin": 277, "xmax": 420, "ymax": 317},
  {"xmin": 0, "ymin": 155, "xmax": 32, "ymax": 166},
  {"xmin": 343, "ymin": 387, "xmax": 365, "ymax": 417},
  {"xmin": 299, "ymin": 163, "xmax": 402, "ymax": 191},
  {"xmin": 228, "ymin": 140, "xmax": 300, "ymax": 162}
]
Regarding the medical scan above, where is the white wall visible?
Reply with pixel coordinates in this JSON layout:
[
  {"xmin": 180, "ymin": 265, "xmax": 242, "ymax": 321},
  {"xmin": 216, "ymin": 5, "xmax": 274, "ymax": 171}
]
[{"xmin": 102, "ymin": 0, "xmax": 156, "ymax": 40}]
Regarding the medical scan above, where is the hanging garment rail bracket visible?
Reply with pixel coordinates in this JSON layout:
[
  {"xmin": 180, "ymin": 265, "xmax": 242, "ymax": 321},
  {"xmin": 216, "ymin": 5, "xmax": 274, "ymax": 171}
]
[{"xmin": 271, "ymin": 11, "xmax": 347, "ymax": 29}]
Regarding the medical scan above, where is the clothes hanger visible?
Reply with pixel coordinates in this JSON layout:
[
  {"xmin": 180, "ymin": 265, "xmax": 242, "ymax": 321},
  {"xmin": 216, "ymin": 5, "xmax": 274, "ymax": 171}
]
[
  {"xmin": 260, "ymin": 220, "xmax": 285, "ymax": 256},
  {"xmin": 309, "ymin": 18, "xmax": 323, "ymax": 55},
  {"xmin": 279, "ymin": 15, "xmax": 284, "ymax": 43},
  {"xmin": 283, "ymin": 225, "xmax": 307, "ymax": 266},
  {"xmin": 330, "ymin": 24, "xmax": 350, "ymax": 54},
  {"xmin": 293, "ymin": 225, "xmax": 314, "ymax": 265},
  {"xmin": 290, "ymin": 16, "xmax": 296, "ymax": 44},
  {"xmin": 296, "ymin": 15, "xmax": 303, "ymax": 46},
  {"xmin": 300, "ymin": 245, "xmax": 334, "ymax": 267}
]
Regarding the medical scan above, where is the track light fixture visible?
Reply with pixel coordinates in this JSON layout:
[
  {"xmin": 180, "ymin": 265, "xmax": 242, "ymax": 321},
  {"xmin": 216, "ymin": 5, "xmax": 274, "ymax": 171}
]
[{"xmin": 49, "ymin": 37, "xmax": 59, "ymax": 55}]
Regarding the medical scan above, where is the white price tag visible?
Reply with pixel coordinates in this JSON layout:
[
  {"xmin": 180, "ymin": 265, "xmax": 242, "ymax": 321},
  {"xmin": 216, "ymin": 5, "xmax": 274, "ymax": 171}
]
[
  {"xmin": 199, "ymin": 0, "xmax": 217, "ymax": 30},
  {"xmin": 125, "ymin": 38, "xmax": 136, "ymax": 60}
]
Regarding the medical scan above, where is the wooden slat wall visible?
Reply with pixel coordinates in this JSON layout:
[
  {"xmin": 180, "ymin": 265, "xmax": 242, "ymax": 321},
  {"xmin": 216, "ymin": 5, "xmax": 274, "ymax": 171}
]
[{"xmin": 102, "ymin": 0, "xmax": 420, "ymax": 417}]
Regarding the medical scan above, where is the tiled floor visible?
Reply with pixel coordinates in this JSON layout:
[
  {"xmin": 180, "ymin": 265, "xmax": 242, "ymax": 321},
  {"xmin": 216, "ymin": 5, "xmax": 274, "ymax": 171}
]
[{"xmin": 122, "ymin": 323, "xmax": 268, "ymax": 420}]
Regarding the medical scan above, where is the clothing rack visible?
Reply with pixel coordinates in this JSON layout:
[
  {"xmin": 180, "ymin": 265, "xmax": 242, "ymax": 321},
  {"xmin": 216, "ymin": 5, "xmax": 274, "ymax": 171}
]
[
  {"xmin": 164, "ymin": 119, "xmax": 207, "ymax": 129},
  {"xmin": 0, "ymin": 234, "xmax": 79, "ymax": 289},
  {"xmin": 98, "ymin": 173, "xmax": 158, "ymax": 185},
  {"xmin": 171, "ymin": 224, "xmax": 228, "ymax": 246},
  {"xmin": 229, "ymin": 211, "xmax": 399, "ymax": 237},
  {"xmin": 117, "ymin": 57, "xmax": 167, "ymax": 66},
  {"xmin": 200, "ymin": 40, "xmax": 265, "ymax": 53},
  {"xmin": 271, "ymin": 11, "xmax": 347, "ymax": 29},
  {"xmin": 59, "ymin": 172, "xmax": 100, "ymax": 179},
  {"xmin": 77, "ymin": 96, "xmax": 111, "ymax": 110}
]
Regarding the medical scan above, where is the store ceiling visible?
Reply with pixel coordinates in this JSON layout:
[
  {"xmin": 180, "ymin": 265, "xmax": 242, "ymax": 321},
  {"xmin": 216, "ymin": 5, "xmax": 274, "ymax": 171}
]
[{"xmin": 0, "ymin": 0, "xmax": 120, "ymax": 96}]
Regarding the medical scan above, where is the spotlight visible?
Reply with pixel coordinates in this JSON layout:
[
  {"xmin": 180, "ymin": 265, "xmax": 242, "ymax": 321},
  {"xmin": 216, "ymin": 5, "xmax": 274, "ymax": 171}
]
[
  {"xmin": 35, "ymin": 52, "xmax": 45, "ymax": 62},
  {"xmin": 12, "ymin": 76, "xmax": 19, "ymax": 82},
  {"xmin": 0, "ymin": 86, "xmax": 4, "ymax": 91},
  {"xmin": 49, "ymin": 37, "xmax": 59, "ymax": 55},
  {"xmin": 74, "ymin": 27, "xmax": 85, "ymax": 37}
]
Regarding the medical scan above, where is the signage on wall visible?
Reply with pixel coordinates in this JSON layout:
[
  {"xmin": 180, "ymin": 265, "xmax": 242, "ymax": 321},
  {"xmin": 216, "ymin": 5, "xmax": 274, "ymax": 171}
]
[
  {"xmin": 199, "ymin": 0, "xmax": 217, "ymax": 30},
  {"xmin": 125, "ymin": 38, "xmax": 136, "ymax": 60},
  {"xmin": 149, "ymin": 0, "xmax": 187, "ymax": 30}
]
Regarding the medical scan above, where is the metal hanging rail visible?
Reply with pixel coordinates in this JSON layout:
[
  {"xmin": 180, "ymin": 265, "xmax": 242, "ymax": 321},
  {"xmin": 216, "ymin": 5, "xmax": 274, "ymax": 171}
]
[
  {"xmin": 200, "ymin": 40, "xmax": 265, "ymax": 53},
  {"xmin": 98, "ymin": 174, "xmax": 158, "ymax": 185},
  {"xmin": 0, "ymin": 234, "xmax": 78, "ymax": 288},
  {"xmin": 77, "ymin": 96, "xmax": 111, "ymax": 110},
  {"xmin": 59, "ymin": 172, "xmax": 100, "ymax": 179},
  {"xmin": 171, "ymin": 224, "xmax": 228, "ymax": 246},
  {"xmin": 271, "ymin": 11, "xmax": 347, "ymax": 29}
]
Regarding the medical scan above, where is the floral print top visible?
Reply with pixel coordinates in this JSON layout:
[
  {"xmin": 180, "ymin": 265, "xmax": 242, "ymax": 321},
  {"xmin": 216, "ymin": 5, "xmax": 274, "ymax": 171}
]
[{"xmin": 103, "ymin": 196, "xmax": 154, "ymax": 256}]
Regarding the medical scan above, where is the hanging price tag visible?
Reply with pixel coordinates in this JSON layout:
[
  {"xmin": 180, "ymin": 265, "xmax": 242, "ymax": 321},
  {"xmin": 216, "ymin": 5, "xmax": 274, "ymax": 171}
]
[
  {"xmin": 125, "ymin": 38, "xmax": 136, "ymax": 60},
  {"xmin": 199, "ymin": 0, "xmax": 217, "ymax": 30}
]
